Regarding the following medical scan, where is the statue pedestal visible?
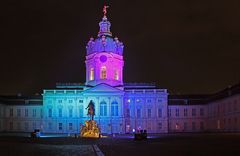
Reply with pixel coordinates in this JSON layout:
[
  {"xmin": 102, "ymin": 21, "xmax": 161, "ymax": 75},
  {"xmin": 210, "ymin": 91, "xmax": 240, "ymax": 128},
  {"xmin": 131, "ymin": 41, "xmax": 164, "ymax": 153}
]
[{"xmin": 80, "ymin": 120, "xmax": 100, "ymax": 138}]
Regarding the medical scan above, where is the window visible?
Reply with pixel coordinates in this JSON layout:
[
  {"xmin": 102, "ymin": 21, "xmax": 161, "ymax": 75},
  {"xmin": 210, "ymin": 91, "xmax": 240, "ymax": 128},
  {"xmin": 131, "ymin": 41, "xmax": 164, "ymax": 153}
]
[
  {"xmin": 32, "ymin": 109, "xmax": 36, "ymax": 117},
  {"xmin": 32, "ymin": 122, "xmax": 36, "ymax": 129},
  {"xmin": 10, "ymin": 108, "xmax": 13, "ymax": 117},
  {"xmin": 58, "ymin": 100, "xmax": 62, "ymax": 103},
  {"xmin": 79, "ymin": 105, "xmax": 83, "ymax": 117},
  {"xmin": 137, "ymin": 109, "xmax": 141, "ymax": 118},
  {"xmin": 90, "ymin": 68, "xmax": 94, "ymax": 80},
  {"xmin": 59, "ymin": 108, "xmax": 62, "ymax": 117},
  {"xmin": 192, "ymin": 122, "xmax": 196, "ymax": 130},
  {"xmin": 25, "ymin": 109, "xmax": 28, "ymax": 117},
  {"xmin": 184, "ymin": 122, "xmax": 187, "ymax": 130},
  {"xmin": 111, "ymin": 101, "xmax": 119, "ymax": 116},
  {"xmin": 192, "ymin": 109, "xmax": 196, "ymax": 116},
  {"xmin": 100, "ymin": 66, "xmax": 107, "ymax": 79},
  {"xmin": 217, "ymin": 120, "xmax": 221, "ymax": 129},
  {"xmin": 175, "ymin": 123, "xmax": 180, "ymax": 130},
  {"xmin": 48, "ymin": 123, "xmax": 52, "ymax": 130},
  {"xmin": 184, "ymin": 108, "xmax": 188, "ymax": 117},
  {"xmin": 17, "ymin": 122, "xmax": 21, "ymax": 130},
  {"xmin": 24, "ymin": 122, "xmax": 29, "ymax": 130},
  {"xmin": 147, "ymin": 99, "xmax": 152, "ymax": 103},
  {"xmin": 147, "ymin": 109, "xmax": 151, "ymax": 118},
  {"xmin": 48, "ymin": 109, "xmax": 52, "ymax": 118},
  {"xmin": 234, "ymin": 117, "xmax": 238, "ymax": 124},
  {"xmin": 69, "ymin": 108, "xmax": 73, "ymax": 118},
  {"xmin": 40, "ymin": 109, "xmax": 43, "ymax": 118},
  {"xmin": 100, "ymin": 101, "xmax": 107, "ymax": 116},
  {"xmin": 200, "ymin": 108, "xmax": 204, "ymax": 116},
  {"xmin": 17, "ymin": 109, "xmax": 21, "ymax": 117},
  {"xmin": 126, "ymin": 109, "xmax": 130, "ymax": 117},
  {"xmin": 9, "ymin": 122, "xmax": 13, "ymax": 130},
  {"xmin": 158, "ymin": 108, "xmax": 162, "ymax": 118},
  {"xmin": 69, "ymin": 123, "xmax": 73, "ymax": 130},
  {"xmin": 200, "ymin": 122, "xmax": 204, "ymax": 130},
  {"xmin": 79, "ymin": 100, "xmax": 83, "ymax": 103},
  {"xmin": 58, "ymin": 123, "xmax": 63, "ymax": 130},
  {"xmin": 168, "ymin": 109, "xmax": 171, "ymax": 117},
  {"xmin": 176, "ymin": 109, "xmax": 179, "ymax": 117},
  {"xmin": 158, "ymin": 123, "xmax": 162, "ymax": 130},
  {"xmin": 114, "ymin": 70, "xmax": 119, "ymax": 80},
  {"xmin": 69, "ymin": 100, "xmax": 73, "ymax": 103}
]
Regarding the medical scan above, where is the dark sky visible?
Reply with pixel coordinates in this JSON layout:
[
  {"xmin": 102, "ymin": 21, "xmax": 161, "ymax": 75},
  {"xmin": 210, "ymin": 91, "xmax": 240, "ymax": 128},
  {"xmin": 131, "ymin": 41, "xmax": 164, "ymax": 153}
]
[{"xmin": 1, "ymin": 0, "xmax": 240, "ymax": 95}]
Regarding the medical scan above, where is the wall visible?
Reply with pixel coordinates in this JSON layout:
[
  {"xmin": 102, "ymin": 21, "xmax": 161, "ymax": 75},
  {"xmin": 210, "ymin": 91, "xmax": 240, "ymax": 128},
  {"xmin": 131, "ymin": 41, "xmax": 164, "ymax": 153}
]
[
  {"xmin": 207, "ymin": 94, "xmax": 240, "ymax": 132},
  {"xmin": 168, "ymin": 105, "xmax": 208, "ymax": 132}
]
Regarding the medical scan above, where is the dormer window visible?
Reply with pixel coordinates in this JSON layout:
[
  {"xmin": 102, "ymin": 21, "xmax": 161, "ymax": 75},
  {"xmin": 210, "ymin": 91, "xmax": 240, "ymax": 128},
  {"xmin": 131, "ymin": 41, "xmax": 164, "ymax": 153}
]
[{"xmin": 100, "ymin": 66, "xmax": 107, "ymax": 79}]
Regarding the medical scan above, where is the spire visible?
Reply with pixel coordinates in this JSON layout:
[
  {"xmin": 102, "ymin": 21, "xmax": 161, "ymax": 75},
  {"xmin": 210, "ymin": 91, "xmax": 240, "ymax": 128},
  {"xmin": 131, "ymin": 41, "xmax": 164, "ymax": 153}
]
[{"xmin": 98, "ymin": 5, "xmax": 112, "ymax": 37}]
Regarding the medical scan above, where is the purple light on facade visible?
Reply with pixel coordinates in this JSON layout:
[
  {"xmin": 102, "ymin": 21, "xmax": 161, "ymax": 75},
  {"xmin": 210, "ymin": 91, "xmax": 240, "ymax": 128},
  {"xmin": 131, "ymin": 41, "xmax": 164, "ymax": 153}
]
[{"xmin": 100, "ymin": 55, "xmax": 107, "ymax": 63}]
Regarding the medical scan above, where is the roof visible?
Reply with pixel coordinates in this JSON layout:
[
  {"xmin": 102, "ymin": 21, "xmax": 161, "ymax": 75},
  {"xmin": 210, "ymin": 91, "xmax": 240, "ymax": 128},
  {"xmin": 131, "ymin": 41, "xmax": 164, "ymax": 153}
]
[
  {"xmin": 207, "ymin": 83, "xmax": 240, "ymax": 102},
  {"xmin": 0, "ymin": 95, "xmax": 42, "ymax": 105},
  {"xmin": 168, "ymin": 94, "xmax": 209, "ymax": 105},
  {"xmin": 168, "ymin": 83, "xmax": 240, "ymax": 105}
]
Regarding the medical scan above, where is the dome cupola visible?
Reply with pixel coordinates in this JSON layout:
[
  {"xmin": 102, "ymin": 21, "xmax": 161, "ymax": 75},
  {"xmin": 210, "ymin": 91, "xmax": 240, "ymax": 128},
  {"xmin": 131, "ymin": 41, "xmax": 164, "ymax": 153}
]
[
  {"xmin": 86, "ymin": 6, "xmax": 124, "ymax": 56},
  {"xmin": 85, "ymin": 5, "xmax": 124, "ymax": 87}
]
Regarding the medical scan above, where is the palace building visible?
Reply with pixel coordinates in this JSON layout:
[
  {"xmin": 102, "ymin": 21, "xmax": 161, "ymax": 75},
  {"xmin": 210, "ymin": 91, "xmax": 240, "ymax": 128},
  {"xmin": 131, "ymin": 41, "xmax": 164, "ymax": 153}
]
[{"xmin": 0, "ymin": 7, "xmax": 239, "ymax": 134}]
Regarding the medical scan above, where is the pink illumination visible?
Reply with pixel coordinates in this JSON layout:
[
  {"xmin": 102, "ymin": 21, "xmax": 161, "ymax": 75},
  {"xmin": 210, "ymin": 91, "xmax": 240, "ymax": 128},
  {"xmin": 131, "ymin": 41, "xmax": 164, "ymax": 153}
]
[{"xmin": 85, "ymin": 8, "xmax": 124, "ymax": 87}]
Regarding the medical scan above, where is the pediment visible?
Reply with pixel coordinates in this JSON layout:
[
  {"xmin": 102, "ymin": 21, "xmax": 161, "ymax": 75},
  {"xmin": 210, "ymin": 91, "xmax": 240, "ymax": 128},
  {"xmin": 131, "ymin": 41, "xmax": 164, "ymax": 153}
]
[{"xmin": 83, "ymin": 83, "xmax": 124, "ymax": 94}]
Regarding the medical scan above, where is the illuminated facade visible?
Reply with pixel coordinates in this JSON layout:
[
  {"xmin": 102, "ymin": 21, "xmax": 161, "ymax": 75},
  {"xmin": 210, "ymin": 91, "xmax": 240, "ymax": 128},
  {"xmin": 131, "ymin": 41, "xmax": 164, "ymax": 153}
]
[{"xmin": 0, "ymin": 7, "xmax": 239, "ymax": 134}]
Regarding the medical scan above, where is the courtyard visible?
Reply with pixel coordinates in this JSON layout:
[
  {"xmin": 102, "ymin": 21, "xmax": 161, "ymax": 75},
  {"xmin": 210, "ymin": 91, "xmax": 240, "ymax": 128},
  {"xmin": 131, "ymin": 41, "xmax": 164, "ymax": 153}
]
[{"xmin": 0, "ymin": 133, "xmax": 239, "ymax": 156}]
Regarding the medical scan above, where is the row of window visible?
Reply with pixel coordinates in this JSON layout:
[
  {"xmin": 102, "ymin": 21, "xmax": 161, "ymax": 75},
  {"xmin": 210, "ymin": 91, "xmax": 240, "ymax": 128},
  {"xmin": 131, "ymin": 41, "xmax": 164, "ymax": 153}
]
[
  {"xmin": 209, "ymin": 101, "xmax": 240, "ymax": 116},
  {"xmin": 215, "ymin": 117, "xmax": 240, "ymax": 129},
  {"xmin": 125, "ymin": 108, "xmax": 163, "ymax": 118},
  {"xmin": 125, "ymin": 108, "xmax": 205, "ymax": 118},
  {"xmin": 168, "ymin": 108, "xmax": 204, "ymax": 117},
  {"xmin": 47, "ymin": 101, "xmax": 119, "ymax": 118},
  {"xmin": 169, "ymin": 122, "xmax": 205, "ymax": 131},
  {"xmin": 127, "ymin": 98, "xmax": 163, "ymax": 103},
  {"xmin": 53, "ymin": 123, "xmax": 73, "ymax": 131},
  {"xmin": 9, "ymin": 122, "xmax": 37, "ymax": 130},
  {"xmin": 53, "ymin": 99, "xmax": 83, "ymax": 104},
  {"xmin": 9, "ymin": 109, "xmax": 42, "ymax": 118},
  {"xmin": 89, "ymin": 67, "xmax": 119, "ymax": 81}
]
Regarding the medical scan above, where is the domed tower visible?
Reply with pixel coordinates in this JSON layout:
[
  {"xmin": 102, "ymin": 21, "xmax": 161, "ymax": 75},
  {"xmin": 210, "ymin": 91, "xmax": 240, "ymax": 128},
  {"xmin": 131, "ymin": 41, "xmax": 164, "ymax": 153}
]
[{"xmin": 85, "ymin": 6, "xmax": 124, "ymax": 87}]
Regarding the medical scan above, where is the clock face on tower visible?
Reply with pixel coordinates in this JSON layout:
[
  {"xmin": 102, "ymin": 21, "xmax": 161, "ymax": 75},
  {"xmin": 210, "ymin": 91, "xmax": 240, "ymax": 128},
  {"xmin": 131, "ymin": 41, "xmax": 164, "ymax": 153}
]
[{"xmin": 100, "ymin": 55, "xmax": 107, "ymax": 63}]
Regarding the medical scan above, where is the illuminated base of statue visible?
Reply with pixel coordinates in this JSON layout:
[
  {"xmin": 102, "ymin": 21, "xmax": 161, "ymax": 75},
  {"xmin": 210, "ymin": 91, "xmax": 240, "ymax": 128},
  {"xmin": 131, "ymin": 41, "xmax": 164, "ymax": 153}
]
[{"xmin": 80, "ymin": 120, "xmax": 100, "ymax": 138}]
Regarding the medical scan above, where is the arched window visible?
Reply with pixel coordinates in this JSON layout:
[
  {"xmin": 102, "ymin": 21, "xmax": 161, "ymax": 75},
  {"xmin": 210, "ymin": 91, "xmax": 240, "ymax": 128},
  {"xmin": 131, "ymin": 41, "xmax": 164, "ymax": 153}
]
[
  {"xmin": 90, "ymin": 68, "xmax": 94, "ymax": 80},
  {"xmin": 100, "ymin": 101, "xmax": 107, "ymax": 116},
  {"xmin": 114, "ymin": 69, "xmax": 119, "ymax": 80},
  {"xmin": 100, "ymin": 66, "xmax": 107, "ymax": 79},
  {"xmin": 111, "ymin": 101, "xmax": 119, "ymax": 116}
]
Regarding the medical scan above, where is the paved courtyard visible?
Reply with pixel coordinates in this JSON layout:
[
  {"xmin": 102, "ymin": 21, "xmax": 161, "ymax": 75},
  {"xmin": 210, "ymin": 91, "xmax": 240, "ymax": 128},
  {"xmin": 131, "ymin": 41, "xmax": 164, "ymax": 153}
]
[{"xmin": 0, "ymin": 133, "xmax": 240, "ymax": 156}]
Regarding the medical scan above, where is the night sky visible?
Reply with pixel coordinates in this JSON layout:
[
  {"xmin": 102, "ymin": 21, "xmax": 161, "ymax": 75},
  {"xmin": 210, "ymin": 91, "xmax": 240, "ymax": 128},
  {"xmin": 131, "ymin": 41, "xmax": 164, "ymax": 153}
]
[{"xmin": 1, "ymin": 0, "xmax": 240, "ymax": 95}]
